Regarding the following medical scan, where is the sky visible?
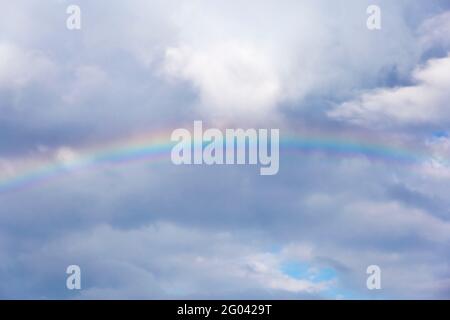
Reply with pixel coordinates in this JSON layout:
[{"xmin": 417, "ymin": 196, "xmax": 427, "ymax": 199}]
[{"xmin": 1, "ymin": 0, "xmax": 450, "ymax": 299}]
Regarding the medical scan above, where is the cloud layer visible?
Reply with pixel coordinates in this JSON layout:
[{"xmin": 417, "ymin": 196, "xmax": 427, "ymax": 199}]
[{"xmin": 0, "ymin": 0, "xmax": 450, "ymax": 299}]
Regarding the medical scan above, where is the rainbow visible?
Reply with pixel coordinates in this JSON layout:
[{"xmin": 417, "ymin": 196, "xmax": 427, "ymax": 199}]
[
  {"xmin": 0, "ymin": 129, "xmax": 431, "ymax": 194},
  {"xmin": 0, "ymin": 130, "xmax": 175, "ymax": 194}
]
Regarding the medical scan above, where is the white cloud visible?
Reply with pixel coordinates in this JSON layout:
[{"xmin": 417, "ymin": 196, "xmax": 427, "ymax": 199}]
[
  {"xmin": 55, "ymin": 146, "xmax": 79, "ymax": 165},
  {"xmin": 243, "ymin": 252, "xmax": 331, "ymax": 294},
  {"xmin": 419, "ymin": 11, "xmax": 450, "ymax": 50},
  {"xmin": 162, "ymin": 0, "xmax": 420, "ymax": 121},
  {"xmin": 328, "ymin": 54, "xmax": 450, "ymax": 127},
  {"xmin": 164, "ymin": 43, "xmax": 281, "ymax": 120},
  {"xmin": 418, "ymin": 136, "xmax": 450, "ymax": 180},
  {"xmin": 15, "ymin": 222, "xmax": 331, "ymax": 298},
  {"xmin": 0, "ymin": 43, "xmax": 54, "ymax": 89}
]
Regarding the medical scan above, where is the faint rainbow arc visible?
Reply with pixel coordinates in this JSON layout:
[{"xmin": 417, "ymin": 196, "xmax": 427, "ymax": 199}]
[{"xmin": 0, "ymin": 131, "xmax": 430, "ymax": 194}]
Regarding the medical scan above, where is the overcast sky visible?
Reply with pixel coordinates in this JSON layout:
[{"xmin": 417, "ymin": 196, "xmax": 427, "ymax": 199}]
[{"xmin": 1, "ymin": 0, "xmax": 450, "ymax": 299}]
